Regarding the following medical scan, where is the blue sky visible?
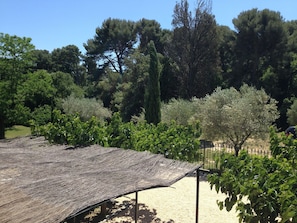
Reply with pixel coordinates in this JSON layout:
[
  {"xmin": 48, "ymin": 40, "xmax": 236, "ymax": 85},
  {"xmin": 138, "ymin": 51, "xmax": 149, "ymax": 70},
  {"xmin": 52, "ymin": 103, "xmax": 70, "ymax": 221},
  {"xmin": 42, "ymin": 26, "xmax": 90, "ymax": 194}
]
[{"xmin": 1, "ymin": 0, "xmax": 297, "ymax": 53}]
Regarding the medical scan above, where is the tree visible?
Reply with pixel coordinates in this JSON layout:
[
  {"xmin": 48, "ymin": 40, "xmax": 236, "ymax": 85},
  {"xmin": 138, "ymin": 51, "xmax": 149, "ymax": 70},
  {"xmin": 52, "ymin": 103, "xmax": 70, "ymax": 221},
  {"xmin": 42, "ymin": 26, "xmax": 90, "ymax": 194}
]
[
  {"xmin": 17, "ymin": 70, "xmax": 56, "ymax": 110},
  {"xmin": 159, "ymin": 56, "xmax": 180, "ymax": 102},
  {"xmin": 194, "ymin": 84, "xmax": 279, "ymax": 156},
  {"xmin": 161, "ymin": 98, "xmax": 197, "ymax": 126},
  {"xmin": 51, "ymin": 45, "xmax": 86, "ymax": 86},
  {"xmin": 144, "ymin": 41, "xmax": 161, "ymax": 125},
  {"xmin": 62, "ymin": 95, "xmax": 111, "ymax": 122},
  {"xmin": 216, "ymin": 25, "xmax": 236, "ymax": 88},
  {"xmin": 31, "ymin": 49, "xmax": 52, "ymax": 71},
  {"xmin": 135, "ymin": 18, "xmax": 170, "ymax": 54},
  {"xmin": 51, "ymin": 71, "xmax": 78, "ymax": 99},
  {"xmin": 170, "ymin": 0, "xmax": 220, "ymax": 99},
  {"xmin": 0, "ymin": 33, "xmax": 35, "ymax": 139},
  {"xmin": 120, "ymin": 50, "xmax": 150, "ymax": 121},
  {"xmin": 84, "ymin": 18, "xmax": 137, "ymax": 75},
  {"xmin": 231, "ymin": 9, "xmax": 287, "ymax": 90},
  {"xmin": 97, "ymin": 69, "xmax": 122, "ymax": 110}
]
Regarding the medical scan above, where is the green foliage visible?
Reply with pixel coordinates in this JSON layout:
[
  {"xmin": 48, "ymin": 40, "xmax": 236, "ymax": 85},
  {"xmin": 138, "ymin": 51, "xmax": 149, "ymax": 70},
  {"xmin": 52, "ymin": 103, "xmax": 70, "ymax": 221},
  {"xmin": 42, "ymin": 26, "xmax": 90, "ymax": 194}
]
[
  {"xmin": 208, "ymin": 127, "xmax": 297, "ymax": 222},
  {"xmin": 96, "ymin": 69, "xmax": 122, "ymax": 110},
  {"xmin": 105, "ymin": 112, "xmax": 202, "ymax": 162},
  {"xmin": 0, "ymin": 33, "xmax": 35, "ymax": 138},
  {"xmin": 31, "ymin": 105, "xmax": 52, "ymax": 126},
  {"xmin": 161, "ymin": 98, "xmax": 198, "ymax": 125},
  {"xmin": 7, "ymin": 103, "xmax": 31, "ymax": 126},
  {"xmin": 51, "ymin": 71, "xmax": 77, "ymax": 99},
  {"xmin": 84, "ymin": 18, "xmax": 137, "ymax": 75},
  {"xmin": 194, "ymin": 84, "xmax": 279, "ymax": 155},
  {"xmin": 32, "ymin": 110, "xmax": 108, "ymax": 147},
  {"xmin": 232, "ymin": 9, "xmax": 287, "ymax": 89},
  {"xmin": 62, "ymin": 95, "xmax": 112, "ymax": 122},
  {"xmin": 135, "ymin": 19, "xmax": 167, "ymax": 54},
  {"xmin": 120, "ymin": 50, "xmax": 149, "ymax": 121},
  {"xmin": 131, "ymin": 121, "xmax": 201, "ymax": 161},
  {"xmin": 144, "ymin": 41, "xmax": 161, "ymax": 125},
  {"xmin": 32, "ymin": 49, "xmax": 53, "ymax": 71},
  {"xmin": 32, "ymin": 111, "xmax": 202, "ymax": 162},
  {"xmin": 159, "ymin": 56, "xmax": 180, "ymax": 102},
  {"xmin": 287, "ymin": 98, "xmax": 297, "ymax": 125},
  {"xmin": 17, "ymin": 70, "xmax": 56, "ymax": 110},
  {"xmin": 170, "ymin": 0, "xmax": 220, "ymax": 98}
]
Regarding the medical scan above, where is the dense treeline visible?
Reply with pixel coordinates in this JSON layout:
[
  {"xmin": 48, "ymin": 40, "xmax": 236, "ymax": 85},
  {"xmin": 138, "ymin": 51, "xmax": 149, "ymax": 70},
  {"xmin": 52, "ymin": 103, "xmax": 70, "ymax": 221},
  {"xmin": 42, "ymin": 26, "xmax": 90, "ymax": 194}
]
[{"xmin": 1, "ymin": 0, "xmax": 297, "ymax": 138}]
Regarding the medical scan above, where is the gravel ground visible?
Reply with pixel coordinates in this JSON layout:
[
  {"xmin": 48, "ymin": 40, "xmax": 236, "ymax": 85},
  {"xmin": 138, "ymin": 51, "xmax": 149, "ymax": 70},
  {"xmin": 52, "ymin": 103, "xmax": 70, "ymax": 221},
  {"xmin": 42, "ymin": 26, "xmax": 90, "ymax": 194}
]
[{"xmin": 101, "ymin": 176, "xmax": 239, "ymax": 223}]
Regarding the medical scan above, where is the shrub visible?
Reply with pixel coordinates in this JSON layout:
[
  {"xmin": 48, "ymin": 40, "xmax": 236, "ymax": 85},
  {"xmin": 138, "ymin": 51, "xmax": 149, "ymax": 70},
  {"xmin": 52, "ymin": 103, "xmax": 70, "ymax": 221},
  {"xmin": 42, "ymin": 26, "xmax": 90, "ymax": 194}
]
[
  {"xmin": 32, "ymin": 111, "xmax": 202, "ymax": 162},
  {"xmin": 31, "ymin": 105, "xmax": 52, "ymax": 125},
  {"xmin": 62, "ymin": 95, "xmax": 112, "ymax": 122},
  {"xmin": 32, "ymin": 110, "xmax": 108, "ymax": 147},
  {"xmin": 106, "ymin": 113, "xmax": 202, "ymax": 162},
  {"xmin": 208, "ymin": 127, "xmax": 297, "ymax": 222},
  {"xmin": 161, "ymin": 98, "xmax": 198, "ymax": 125}
]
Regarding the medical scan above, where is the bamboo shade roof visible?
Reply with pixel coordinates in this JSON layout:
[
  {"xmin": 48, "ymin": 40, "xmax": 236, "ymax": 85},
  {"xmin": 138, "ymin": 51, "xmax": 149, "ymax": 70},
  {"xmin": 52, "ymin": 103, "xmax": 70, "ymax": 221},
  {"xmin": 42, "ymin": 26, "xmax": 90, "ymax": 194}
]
[{"xmin": 0, "ymin": 136, "xmax": 200, "ymax": 223}]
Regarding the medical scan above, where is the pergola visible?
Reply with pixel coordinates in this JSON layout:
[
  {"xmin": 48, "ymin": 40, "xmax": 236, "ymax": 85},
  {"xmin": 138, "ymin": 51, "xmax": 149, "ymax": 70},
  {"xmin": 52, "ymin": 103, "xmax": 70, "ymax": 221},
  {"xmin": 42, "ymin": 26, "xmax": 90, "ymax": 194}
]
[{"xmin": 0, "ymin": 136, "xmax": 202, "ymax": 223}]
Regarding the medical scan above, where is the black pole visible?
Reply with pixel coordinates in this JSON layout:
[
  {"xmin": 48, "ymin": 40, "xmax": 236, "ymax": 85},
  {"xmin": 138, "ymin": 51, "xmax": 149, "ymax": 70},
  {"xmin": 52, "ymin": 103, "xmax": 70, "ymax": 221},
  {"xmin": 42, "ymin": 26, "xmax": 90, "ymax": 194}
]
[
  {"xmin": 203, "ymin": 141, "xmax": 206, "ymax": 168},
  {"xmin": 135, "ymin": 191, "xmax": 138, "ymax": 223},
  {"xmin": 196, "ymin": 169, "xmax": 199, "ymax": 223}
]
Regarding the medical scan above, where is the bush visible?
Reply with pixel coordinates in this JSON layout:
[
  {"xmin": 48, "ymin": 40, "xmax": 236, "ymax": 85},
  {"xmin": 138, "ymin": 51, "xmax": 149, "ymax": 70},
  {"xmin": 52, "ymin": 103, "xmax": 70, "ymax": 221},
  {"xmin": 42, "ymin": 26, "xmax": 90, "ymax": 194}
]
[
  {"xmin": 208, "ymin": 127, "xmax": 297, "ymax": 222},
  {"xmin": 161, "ymin": 98, "xmax": 198, "ymax": 125},
  {"xmin": 62, "ymin": 95, "xmax": 112, "ymax": 122},
  {"xmin": 106, "ymin": 113, "xmax": 202, "ymax": 162},
  {"xmin": 31, "ymin": 105, "xmax": 52, "ymax": 125},
  {"xmin": 32, "ymin": 110, "xmax": 108, "ymax": 146},
  {"xmin": 32, "ymin": 111, "xmax": 202, "ymax": 162}
]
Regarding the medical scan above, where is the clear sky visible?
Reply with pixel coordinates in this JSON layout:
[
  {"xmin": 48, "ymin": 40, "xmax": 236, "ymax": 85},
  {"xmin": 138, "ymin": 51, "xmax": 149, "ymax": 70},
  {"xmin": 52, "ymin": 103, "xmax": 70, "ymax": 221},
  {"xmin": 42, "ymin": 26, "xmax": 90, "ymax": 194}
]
[{"xmin": 1, "ymin": 0, "xmax": 297, "ymax": 53}]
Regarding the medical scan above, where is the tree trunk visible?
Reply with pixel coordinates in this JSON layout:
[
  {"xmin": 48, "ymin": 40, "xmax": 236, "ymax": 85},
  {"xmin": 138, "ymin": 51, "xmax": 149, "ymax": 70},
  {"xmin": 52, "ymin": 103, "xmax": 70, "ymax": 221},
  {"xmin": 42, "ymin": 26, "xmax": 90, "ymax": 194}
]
[
  {"xmin": 234, "ymin": 144, "xmax": 241, "ymax": 157},
  {"xmin": 0, "ymin": 117, "xmax": 5, "ymax": 139}
]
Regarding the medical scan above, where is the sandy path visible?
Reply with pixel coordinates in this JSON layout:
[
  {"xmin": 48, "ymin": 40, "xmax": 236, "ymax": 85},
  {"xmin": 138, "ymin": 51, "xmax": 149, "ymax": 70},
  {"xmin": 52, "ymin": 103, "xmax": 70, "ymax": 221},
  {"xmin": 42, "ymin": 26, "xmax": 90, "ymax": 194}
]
[{"xmin": 102, "ymin": 177, "xmax": 239, "ymax": 223}]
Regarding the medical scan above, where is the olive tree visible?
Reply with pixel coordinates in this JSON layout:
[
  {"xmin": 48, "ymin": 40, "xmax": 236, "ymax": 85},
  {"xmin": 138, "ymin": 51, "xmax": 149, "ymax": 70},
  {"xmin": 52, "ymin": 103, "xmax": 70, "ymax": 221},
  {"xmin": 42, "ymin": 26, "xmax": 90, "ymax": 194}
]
[
  {"xmin": 161, "ymin": 98, "xmax": 197, "ymax": 126},
  {"xmin": 193, "ymin": 84, "xmax": 279, "ymax": 156},
  {"xmin": 62, "ymin": 95, "xmax": 111, "ymax": 122}
]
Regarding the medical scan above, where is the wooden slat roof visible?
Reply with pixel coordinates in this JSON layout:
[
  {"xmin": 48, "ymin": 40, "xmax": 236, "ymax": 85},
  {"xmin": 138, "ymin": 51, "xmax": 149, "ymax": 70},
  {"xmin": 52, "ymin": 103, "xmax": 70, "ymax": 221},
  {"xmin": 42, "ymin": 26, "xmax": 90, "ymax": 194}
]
[{"xmin": 0, "ymin": 136, "xmax": 200, "ymax": 223}]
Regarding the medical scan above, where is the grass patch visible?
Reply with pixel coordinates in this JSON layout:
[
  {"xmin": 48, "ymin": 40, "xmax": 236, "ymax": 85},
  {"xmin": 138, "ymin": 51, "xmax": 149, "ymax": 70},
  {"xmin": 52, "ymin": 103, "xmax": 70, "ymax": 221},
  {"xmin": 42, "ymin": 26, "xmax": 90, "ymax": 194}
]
[{"xmin": 5, "ymin": 125, "xmax": 31, "ymax": 139}]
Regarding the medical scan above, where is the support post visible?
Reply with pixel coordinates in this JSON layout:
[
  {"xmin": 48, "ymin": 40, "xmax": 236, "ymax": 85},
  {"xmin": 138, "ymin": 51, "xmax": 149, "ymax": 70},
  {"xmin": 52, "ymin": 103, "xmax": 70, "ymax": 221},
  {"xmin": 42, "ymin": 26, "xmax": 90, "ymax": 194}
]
[
  {"xmin": 196, "ymin": 169, "xmax": 200, "ymax": 223},
  {"xmin": 135, "ymin": 191, "xmax": 138, "ymax": 223}
]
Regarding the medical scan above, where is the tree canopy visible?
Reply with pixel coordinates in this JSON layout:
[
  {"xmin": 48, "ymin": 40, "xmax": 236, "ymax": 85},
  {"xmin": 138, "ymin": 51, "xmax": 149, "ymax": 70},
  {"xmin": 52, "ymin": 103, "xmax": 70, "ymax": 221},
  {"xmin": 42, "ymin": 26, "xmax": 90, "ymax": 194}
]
[
  {"xmin": 194, "ymin": 84, "xmax": 279, "ymax": 156},
  {"xmin": 84, "ymin": 18, "xmax": 137, "ymax": 75},
  {"xmin": 4, "ymin": 1, "xmax": 297, "ymax": 137},
  {"xmin": 0, "ymin": 33, "xmax": 35, "ymax": 138},
  {"xmin": 170, "ymin": 0, "xmax": 220, "ymax": 99}
]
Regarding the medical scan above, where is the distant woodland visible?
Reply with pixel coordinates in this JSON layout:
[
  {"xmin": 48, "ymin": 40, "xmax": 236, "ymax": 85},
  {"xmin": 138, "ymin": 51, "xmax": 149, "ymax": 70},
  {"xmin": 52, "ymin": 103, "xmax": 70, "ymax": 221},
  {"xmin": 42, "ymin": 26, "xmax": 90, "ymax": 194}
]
[{"xmin": 1, "ymin": 0, "xmax": 297, "ymax": 139}]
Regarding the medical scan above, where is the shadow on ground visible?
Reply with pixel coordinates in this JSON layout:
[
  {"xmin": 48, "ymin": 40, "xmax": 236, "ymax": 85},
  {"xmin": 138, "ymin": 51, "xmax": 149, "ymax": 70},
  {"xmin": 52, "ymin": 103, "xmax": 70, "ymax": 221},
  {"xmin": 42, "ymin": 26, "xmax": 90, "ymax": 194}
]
[
  {"xmin": 66, "ymin": 198, "xmax": 174, "ymax": 223},
  {"xmin": 104, "ymin": 198, "xmax": 175, "ymax": 223}
]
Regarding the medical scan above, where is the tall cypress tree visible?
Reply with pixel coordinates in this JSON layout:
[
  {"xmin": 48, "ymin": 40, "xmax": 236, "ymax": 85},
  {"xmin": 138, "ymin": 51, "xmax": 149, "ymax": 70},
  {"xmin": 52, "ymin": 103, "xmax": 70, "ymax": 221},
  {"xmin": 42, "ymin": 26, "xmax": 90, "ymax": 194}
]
[{"xmin": 144, "ymin": 41, "xmax": 161, "ymax": 125}]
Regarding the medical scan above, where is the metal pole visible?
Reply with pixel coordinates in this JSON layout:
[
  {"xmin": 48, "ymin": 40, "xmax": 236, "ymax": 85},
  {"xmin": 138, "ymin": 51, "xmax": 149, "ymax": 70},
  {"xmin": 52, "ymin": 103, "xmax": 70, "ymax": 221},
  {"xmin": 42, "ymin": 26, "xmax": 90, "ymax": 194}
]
[
  {"xmin": 203, "ymin": 141, "xmax": 206, "ymax": 168},
  {"xmin": 196, "ymin": 169, "xmax": 199, "ymax": 223},
  {"xmin": 135, "ymin": 191, "xmax": 138, "ymax": 223}
]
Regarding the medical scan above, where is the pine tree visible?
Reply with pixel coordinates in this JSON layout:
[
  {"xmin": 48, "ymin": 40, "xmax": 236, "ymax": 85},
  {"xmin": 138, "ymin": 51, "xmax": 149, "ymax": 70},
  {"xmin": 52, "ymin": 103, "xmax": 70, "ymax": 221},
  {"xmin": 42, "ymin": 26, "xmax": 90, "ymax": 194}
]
[{"xmin": 144, "ymin": 41, "xmax": 161, "ymax": 125}]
